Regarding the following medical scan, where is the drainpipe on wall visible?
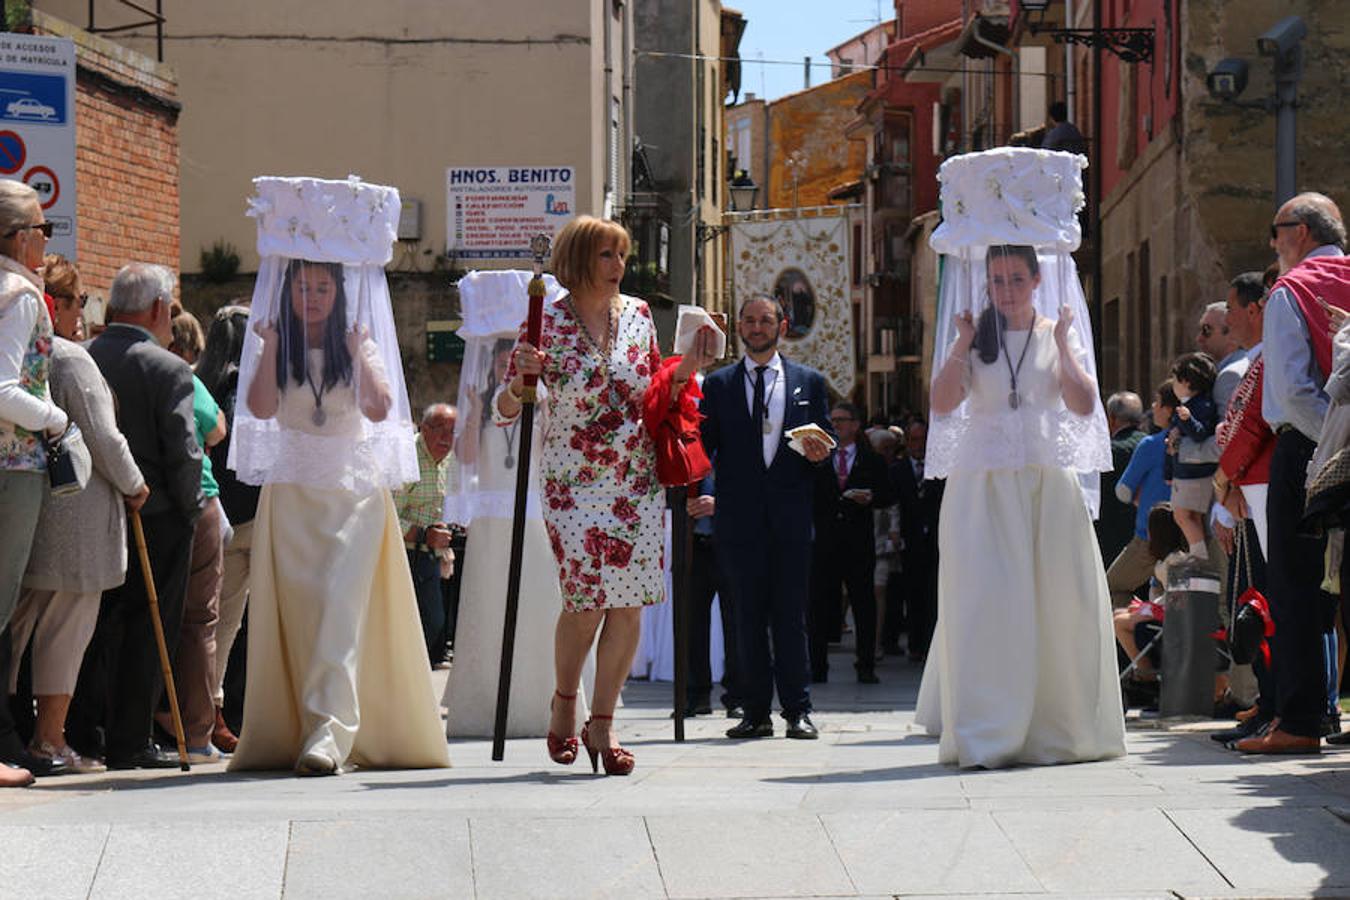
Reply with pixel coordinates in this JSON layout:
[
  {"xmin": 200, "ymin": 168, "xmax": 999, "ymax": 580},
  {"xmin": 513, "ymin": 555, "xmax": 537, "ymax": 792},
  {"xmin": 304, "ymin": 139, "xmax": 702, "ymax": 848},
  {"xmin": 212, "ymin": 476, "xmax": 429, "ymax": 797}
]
[
  {"xmin": 1065, "ymin": 0, "xmax": 1076, "ymax": 115},
  {"xmin": 603, "ymin": 0, "xmax": 615, "ymax": 217},
  {"xmin": 623, "ymin": 3, "xmax": 635, "ymax": 210},
  {"xmin": 970, "ymin": 25, "xmax": 1018, "ymax": 143}
]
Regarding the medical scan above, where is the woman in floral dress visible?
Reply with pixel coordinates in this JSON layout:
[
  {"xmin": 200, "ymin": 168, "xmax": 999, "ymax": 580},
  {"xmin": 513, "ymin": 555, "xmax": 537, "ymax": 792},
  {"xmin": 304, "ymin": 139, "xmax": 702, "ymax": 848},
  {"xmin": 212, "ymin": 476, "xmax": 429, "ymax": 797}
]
[{"xmin": 498, "ymin": 215, "xmax": 712, "ymax": 775}]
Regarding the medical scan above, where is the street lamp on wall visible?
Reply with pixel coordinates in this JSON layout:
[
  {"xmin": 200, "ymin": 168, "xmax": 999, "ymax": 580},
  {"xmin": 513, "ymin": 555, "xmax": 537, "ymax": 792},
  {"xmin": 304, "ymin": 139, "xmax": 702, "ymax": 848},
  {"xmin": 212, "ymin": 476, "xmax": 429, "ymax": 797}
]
[
  {"xmin": 728, "ymin": 170, "xmax": 759, "ymax": 215},
  {"xmin": 1019, "ymin": 0, "xmax": 1155, "ymax": 64},
  {"xmin": 698, "ymin": 170, "xmax": 759, "ymax": 244}
]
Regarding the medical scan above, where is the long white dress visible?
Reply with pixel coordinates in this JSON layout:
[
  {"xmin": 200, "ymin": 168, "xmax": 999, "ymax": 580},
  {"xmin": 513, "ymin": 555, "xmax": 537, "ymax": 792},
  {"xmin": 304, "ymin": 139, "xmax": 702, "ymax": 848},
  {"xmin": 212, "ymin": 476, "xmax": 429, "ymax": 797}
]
[
  {"xmin": 442, "ymin": 416, "xmax": 591, "ymax": 738},
  {"xmin": 915, "ymin": 321, "xmax": 1126, "ymax": 768},
  {"xmin": 229, "ymin": 349, "xmax": 450, "ymax": 771}
]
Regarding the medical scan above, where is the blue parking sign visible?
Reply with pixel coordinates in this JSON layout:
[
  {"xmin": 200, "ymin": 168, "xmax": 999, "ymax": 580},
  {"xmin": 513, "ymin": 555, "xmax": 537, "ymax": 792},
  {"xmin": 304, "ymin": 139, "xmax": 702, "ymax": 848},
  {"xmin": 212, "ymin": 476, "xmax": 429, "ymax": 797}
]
[
  {"xmin": 0, "ymin": 72, "xmax": 66, "ymax": 126},
  {"xmin": 0, "ymin": 35, "xmax": 76, "ymax": 259}
]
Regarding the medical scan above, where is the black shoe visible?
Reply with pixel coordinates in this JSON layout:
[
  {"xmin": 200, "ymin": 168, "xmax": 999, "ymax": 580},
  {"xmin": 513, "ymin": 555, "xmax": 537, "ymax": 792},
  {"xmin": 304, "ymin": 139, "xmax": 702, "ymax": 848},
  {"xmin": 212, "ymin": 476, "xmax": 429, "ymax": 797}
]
[
  {"xmin": 1321, "ymin": 714, "xmax": 1342, "ymax": 738},
  {"xmin": 1223, "ymin": 717, "xmax": 1273, "ymax": 750},
  {"xmin": 785, "ymin": 714, "xmax": 819, "ymax": 740},
  {"xmin": 725, "ymin": 706, "xmax": 745, "ymax": 720},
  {"xmin": 1327, "ymin": 730, "xmax": 1350, "ymax": 745},
  {"xmin": 857, "ymin": 671, "xmax": 880, "ymax": 685},
  {"xmin": 107, "ymin": 743, "xmax": 181, "ymax": 770},
  {"xmin": 15, "ymin": 751, "xmax": 63, "ymax": 778},
  {"xmin": 726, "ymin": 718, "xmax": 773, "ymax": 739},
  {"xmin": 1210, "ymin": 715, "xmax": 1269, "ymax": 744}
]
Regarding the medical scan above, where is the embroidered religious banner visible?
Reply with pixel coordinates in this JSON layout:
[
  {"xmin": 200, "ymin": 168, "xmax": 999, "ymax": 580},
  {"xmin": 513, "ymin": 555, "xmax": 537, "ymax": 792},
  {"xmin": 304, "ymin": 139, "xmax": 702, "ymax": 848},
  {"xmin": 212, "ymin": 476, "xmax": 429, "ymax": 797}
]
[{"xmin": 730, "ymin": 212, "xmax": 855, "ymax": 396}]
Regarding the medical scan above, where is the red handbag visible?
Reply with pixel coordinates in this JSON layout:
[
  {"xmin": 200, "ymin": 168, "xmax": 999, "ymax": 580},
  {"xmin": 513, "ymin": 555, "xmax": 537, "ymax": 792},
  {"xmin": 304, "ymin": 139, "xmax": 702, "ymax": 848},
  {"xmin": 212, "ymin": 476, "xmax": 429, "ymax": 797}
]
[{"xmin": 644, "ymin": 356, "xmax": 711, "ymax": 487}]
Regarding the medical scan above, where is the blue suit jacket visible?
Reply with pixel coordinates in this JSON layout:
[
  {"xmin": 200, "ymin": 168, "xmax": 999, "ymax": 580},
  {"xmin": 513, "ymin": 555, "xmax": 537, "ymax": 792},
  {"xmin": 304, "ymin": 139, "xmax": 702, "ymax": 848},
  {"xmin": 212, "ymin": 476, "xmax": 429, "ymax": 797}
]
[{"xmin": 699, "ymin": 357, "xmax": 833, "ymax": 545}]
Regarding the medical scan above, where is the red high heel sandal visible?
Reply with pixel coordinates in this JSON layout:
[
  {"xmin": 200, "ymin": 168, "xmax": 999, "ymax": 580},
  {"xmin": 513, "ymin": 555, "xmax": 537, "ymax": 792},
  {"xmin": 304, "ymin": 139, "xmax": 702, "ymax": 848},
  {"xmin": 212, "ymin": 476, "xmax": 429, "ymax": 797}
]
[
  {"xmin": 547, "ymin": 690, "xmax": 579, "ymax": 765},
  {"xmin": 580, "ymin": 714, "xmax": 635, "ymax": 776}
]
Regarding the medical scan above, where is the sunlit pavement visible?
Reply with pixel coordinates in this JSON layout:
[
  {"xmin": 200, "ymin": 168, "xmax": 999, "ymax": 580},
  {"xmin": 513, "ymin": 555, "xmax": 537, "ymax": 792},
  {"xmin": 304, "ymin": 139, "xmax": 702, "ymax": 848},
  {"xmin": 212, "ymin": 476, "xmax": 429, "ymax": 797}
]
[{"xmin": 3, "ymin": 644, "xmax": 1348, "ymax": 899}]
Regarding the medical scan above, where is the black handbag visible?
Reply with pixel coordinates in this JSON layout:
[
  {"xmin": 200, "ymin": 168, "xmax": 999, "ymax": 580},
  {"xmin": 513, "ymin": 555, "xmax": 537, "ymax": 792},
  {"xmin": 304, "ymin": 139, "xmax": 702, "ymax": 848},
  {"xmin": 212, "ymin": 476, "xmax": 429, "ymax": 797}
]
[{"xmin": 43, "ymin": 421, "xmax": 90, "ymax": 496}]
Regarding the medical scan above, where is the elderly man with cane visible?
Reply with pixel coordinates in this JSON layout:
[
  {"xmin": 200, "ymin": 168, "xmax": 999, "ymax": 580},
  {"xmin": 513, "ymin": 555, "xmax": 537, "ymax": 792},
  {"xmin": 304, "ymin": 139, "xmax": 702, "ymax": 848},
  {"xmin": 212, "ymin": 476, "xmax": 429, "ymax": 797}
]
[{"xmin": 68, "ymin": 263, "xmax": 202, "ymax": 770}]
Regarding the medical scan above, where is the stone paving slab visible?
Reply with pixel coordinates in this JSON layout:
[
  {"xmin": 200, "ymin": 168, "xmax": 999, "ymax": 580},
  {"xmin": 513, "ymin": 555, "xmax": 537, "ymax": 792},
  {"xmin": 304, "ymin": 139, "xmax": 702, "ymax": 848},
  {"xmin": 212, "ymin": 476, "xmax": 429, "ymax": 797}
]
[
  {"xmin": 87, "ymin": 821, "xmax": 288, "ymax": 899},
  {"xmin": 470, "ymin": 815, "xmax": 664, "ymax": 899},
  {"xmin": 1165, "ymin": 806, "xmax": 1350, "ymax": 892},
  {"xmin": 0, "ymin": 823, "xmax": 108, "ymax": 900},
  {"xmin": 283, "ymin": 818, "xmax": 474, "ymax": 899},
  {"xmin": 821, "ymin": 808, "xmax": 1043, "ymax": 895},
  {"xmin": 990, "ymin": 808, "xmax": 1231, "ymax": 894},
  {"xmin": 645, "ymin": 811, "xmax": 856, "ymax": 899}
]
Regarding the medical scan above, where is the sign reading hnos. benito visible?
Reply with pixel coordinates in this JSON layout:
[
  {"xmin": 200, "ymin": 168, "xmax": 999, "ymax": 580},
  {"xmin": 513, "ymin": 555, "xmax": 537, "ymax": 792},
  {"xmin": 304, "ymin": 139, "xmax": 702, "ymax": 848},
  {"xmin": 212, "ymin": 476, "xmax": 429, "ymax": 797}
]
[{"xmin": 446, "ymin": 166, "xmax": 575, "ymax": 260}]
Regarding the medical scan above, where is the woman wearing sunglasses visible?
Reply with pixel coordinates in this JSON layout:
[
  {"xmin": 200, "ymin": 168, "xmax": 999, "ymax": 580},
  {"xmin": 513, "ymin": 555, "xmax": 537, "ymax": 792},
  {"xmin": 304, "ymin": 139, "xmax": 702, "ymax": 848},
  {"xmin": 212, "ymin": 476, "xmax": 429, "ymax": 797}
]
[
  {"xmin": 42, "ymin": 254, "xmax": 85, "ymax": 342},
  {"xmin": 0, "ymin": 180, "xmax": 67, "ymax": 788}
]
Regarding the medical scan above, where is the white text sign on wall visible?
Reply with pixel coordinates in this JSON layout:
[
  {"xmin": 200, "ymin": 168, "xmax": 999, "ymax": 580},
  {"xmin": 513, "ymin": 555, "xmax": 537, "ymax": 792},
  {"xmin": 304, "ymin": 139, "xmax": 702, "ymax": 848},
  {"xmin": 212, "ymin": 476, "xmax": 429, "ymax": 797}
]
[
  {"xmin": 0, "ymin": 35, "xmax": 76, "ymax": 260},
  {"xmin": 446, "ymin": 166, "xmax": 575, "ymax": 260}
]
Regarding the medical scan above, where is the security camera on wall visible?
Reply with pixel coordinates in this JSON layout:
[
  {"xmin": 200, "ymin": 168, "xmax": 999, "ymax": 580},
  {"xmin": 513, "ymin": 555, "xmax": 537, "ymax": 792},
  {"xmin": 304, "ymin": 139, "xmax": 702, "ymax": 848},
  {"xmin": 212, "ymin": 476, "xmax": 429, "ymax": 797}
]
[
  {"xmin": 1206, "ymin": 58, "xmax": 1249, "ymax": 101},
  {"xmin": 1256, "ymin": 16, "xmax": 1308, "ymax": 58}
]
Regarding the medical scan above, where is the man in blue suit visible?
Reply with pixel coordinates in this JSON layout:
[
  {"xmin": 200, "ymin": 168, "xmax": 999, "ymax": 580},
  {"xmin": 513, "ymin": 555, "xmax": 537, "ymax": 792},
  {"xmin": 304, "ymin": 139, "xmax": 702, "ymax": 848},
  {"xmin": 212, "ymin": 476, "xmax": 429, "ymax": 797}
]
[{"xmin": 700, "ymin": 296, "xmax": 833, "ymax": 740}]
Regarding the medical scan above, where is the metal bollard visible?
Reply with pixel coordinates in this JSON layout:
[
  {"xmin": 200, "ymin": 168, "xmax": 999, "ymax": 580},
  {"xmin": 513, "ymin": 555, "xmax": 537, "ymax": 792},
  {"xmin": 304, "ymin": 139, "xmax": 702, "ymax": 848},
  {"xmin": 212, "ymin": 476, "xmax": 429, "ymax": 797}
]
[{"xmin": 1161, "ymin": 559, "xmax": 1222, "ymax": 717}]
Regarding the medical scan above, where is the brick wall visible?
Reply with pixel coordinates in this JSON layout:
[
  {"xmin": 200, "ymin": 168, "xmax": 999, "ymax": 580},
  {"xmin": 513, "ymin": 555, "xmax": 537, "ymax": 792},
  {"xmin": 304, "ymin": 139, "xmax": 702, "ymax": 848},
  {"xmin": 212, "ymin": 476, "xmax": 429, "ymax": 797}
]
[{"xmin": 28, "ymin": 10, "xmax": 179, "ymax": 300}]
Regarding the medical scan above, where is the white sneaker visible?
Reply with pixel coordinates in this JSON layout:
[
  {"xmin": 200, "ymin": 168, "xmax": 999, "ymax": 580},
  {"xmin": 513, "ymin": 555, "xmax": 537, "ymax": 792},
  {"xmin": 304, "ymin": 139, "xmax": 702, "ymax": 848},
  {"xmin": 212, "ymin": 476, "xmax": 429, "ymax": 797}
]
[{"xmin": 185, "ymin": 745, "xmax": 224, "ymax": 765}]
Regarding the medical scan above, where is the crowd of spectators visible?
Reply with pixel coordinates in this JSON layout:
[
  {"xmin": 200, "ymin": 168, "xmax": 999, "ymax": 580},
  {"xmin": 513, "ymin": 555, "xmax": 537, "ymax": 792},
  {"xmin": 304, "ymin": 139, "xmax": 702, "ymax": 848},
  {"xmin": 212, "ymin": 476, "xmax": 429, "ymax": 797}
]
[{"xmin": 1099, "ymin": 191, "xmax": 1350, "ymax": 756}]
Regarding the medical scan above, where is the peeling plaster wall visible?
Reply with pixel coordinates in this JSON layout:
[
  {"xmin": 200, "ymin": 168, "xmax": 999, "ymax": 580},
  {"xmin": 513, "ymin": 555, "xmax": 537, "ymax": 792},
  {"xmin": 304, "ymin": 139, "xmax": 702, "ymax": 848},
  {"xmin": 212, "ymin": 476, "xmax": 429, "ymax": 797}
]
[{"xmin": 764, "ymin": 71, "xmax": 872, "ymax": 209}]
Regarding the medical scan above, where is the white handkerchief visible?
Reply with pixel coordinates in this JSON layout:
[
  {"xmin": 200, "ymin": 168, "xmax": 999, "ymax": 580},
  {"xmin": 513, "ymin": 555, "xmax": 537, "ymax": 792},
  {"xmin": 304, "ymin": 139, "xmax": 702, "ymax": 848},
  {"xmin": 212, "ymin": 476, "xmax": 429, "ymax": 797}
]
[{"xmin": 674, "ymin": 305, "xmax": 728, "ymax": 358}]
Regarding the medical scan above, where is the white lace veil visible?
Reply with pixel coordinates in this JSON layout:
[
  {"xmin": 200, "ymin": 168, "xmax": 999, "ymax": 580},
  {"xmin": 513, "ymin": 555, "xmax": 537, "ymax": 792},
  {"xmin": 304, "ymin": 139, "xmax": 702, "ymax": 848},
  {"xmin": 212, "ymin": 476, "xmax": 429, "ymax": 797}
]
[
  {"xmin": 228, "ymin": 176, "xmax": 418, "ymax": 493},
  {"xmin": 443, "ymin": 269, "xmax": 564, "ymax": 526},
  {"xmin": 927, "ymin": 149, "xmax": 1111, "ymax": 515}
]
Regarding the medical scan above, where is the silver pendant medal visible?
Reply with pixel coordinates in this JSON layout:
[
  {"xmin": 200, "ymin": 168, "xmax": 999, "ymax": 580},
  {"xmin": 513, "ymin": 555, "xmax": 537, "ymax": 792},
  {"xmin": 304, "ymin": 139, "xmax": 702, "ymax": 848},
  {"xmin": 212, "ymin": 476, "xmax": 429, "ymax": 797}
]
[
  {"xmin": 311, "ymin": 405, "xmax": 327, "ymax": 427},
  {"xmin": 1000, "ymin": 314, "xmax": 1036, "ymax": 412}
]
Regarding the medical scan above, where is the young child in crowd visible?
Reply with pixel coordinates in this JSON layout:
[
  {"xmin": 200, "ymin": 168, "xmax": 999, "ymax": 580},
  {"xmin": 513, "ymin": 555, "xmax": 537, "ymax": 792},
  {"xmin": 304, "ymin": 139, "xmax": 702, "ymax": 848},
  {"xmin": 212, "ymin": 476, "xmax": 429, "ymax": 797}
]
[
  {"xmin": 1164, "ymin": 352, "xmax": 1219, "ymax": 559},
  {"xmin": 1115, "ymin": 502, "xmax": 1189, "ymax": 688}
]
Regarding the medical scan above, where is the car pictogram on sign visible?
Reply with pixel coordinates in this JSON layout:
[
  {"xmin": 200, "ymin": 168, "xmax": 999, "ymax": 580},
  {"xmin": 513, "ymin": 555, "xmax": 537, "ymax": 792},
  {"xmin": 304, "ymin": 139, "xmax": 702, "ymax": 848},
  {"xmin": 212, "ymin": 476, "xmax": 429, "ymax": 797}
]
[{"xmin": 5, "ymin": 98, "xmax": 57, "ymax": 121}]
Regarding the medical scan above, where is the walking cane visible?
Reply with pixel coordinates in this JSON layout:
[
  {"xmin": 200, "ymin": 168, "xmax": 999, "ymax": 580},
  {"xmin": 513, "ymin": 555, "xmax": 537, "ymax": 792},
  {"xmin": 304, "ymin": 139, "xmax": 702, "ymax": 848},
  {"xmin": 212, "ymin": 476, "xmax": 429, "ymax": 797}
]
[
  {"xmin": 130, "ymin": 510, "xmax": 190, "ymax": 771},
  {"xmin": 492, "ymin": 233, "xmax": 551, "ymax": 762}
]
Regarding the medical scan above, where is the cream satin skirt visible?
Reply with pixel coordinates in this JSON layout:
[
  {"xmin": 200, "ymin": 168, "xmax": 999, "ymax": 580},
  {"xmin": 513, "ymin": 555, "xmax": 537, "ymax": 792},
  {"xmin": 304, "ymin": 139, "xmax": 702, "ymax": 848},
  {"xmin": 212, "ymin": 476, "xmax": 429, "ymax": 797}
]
[
  {"xmin": 915, "ymin": 465, "xmax": 1126, "ymax": 769},
  {"xmin": 228, "ymin": 483, "xmax": 450, "ymax": 772},
  {"xmin": 442, "ymin": 517, "xmax": 592, "ymax": 738}
]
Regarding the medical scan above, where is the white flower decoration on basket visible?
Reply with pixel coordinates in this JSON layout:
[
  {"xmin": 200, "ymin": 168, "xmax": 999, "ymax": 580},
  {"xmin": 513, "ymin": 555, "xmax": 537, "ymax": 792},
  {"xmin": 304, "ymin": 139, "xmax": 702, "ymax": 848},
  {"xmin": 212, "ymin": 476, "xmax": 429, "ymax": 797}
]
[
  {"xmin": 248, "ymin": 175, "xmax": 401, "ymax": 266},
  {"xmin": 930, "ymin": 148, "xmax": 1087, "ymax": 254}
]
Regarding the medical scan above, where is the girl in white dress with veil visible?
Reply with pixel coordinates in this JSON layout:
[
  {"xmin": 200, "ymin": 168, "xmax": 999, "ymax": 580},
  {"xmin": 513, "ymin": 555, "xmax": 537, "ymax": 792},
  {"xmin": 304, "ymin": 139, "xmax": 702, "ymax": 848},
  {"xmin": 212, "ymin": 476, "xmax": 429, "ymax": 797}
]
[
  {"xmin": 227, "ymin": 176, "xmax": 449, "ymax": 776},
  {"xmin": 442, "ymin": 291, "xmax": 593, "ymax": 738},
  {"xmin": 914, "ymin": 150, "xmax": 1126, "ymax": 769}
]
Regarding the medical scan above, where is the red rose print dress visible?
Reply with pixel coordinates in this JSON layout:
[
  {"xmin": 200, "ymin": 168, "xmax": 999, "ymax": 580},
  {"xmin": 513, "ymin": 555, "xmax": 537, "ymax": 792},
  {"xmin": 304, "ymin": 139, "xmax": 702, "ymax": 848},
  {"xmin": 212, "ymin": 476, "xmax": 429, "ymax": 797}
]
[{"xmin": 497, "ymin": 294, "xmax": 666, "ymax": 612}]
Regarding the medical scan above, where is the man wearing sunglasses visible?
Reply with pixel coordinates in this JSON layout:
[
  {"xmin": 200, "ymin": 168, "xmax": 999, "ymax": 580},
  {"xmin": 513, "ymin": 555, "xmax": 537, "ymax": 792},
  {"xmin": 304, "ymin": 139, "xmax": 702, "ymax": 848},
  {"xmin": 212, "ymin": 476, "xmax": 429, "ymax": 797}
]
[{"xmin": 1237, "ymin": 192, "xmax": 1347, "ymax": 756}]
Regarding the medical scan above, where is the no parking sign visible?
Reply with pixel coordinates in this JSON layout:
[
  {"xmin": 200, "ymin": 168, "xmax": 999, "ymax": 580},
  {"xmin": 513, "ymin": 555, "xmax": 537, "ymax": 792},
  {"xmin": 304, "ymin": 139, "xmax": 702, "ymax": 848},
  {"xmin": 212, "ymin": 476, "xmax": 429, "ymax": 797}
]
[{"xmin": 0, "ymin": 36, "xmax": 75, "ymax": 259}]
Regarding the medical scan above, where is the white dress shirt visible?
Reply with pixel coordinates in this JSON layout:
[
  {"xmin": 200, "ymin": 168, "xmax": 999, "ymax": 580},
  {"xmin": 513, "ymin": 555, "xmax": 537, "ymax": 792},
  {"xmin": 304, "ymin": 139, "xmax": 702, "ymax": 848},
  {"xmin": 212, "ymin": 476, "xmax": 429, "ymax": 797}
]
[{"xmin": 742, "ymin": 352, "xmax": 786, "ymax": 468}]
